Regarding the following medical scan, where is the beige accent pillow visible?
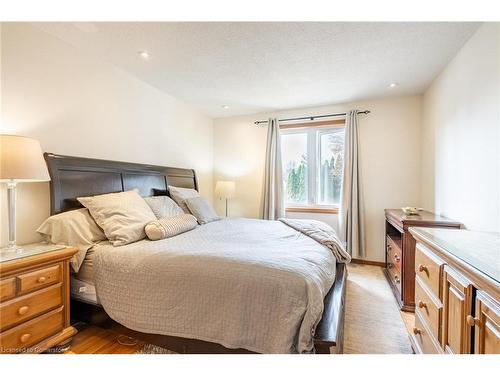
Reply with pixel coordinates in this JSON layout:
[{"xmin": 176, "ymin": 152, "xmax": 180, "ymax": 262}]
[
  {"xmin": 145, "ymin": 214, "xmax": 198, "ymax": 241},
  {"xmin": 185, "ymin": 197, "xmax": 220, "ymax": 225},
  {"xmin": 168, "ymin": 186, "xmax": 200, "ymax": 213},
  {"xmin": 36, "ymin": 208, "xmax": 106, "ymax": 272},
  {"xmin": 143, "ymin": 196, "xmax": 183, "ymax": 219},
  {"xmin": 78, "ymin": 189, "xmax": 156, "ymax": 246}
]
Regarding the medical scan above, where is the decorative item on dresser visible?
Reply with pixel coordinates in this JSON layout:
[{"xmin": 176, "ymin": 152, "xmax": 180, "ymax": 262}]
[
  {"xmin": 0, "ymin": 244, "xmax": 78, "ymax": 354},
  {"xmin": 409, "ymin": 228, "xmax": 499, "ymax": 354},
  {"xmin": 384, "ymin": 209, "xmax": 463, "ymax": 312}
]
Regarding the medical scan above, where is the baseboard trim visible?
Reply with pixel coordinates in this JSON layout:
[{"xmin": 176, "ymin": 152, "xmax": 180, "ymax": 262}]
[{"xmin": 351, "ymin": 258, "xmax": 385, "ymax": 267}]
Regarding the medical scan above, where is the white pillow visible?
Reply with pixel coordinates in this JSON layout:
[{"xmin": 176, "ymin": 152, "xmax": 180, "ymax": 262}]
[
  {"xmin": 168, "ymin": 186, "xmax": 200, "ymax": 213},
  {"xmin": 143, "ymin": 196, "xmax": 183, "ymax": 219},
  {"xmin": 36, "ymin": 208, "xmax": 106, "ymax": 272},
  {"xmin": 185, "ymin": 197, "xmax": 220, "ymax": 225},
  {"xmin": 145, "ymin": 214, "xmax": 198, "ymax": 240},
  {"xmin": 78, "ymin": 189, "xmax": 156, "ymax": 246}
]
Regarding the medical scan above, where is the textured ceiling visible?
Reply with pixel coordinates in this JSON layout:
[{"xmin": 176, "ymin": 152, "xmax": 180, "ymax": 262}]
[{"xmin": 33, "ymin": 22, "xmax": 480, "ymax": 118}]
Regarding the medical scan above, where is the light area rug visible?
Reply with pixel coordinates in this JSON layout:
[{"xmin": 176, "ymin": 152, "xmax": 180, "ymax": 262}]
[{"xmin": 343, "ymin": 263, "xmax": 413, "ymax": 354}]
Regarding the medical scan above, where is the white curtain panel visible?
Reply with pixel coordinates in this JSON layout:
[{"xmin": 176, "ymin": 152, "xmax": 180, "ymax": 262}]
[
  {"xmin": 339, "ymin": 110, "xmax": 366, "ymax": 258},
  {"xmin": 262, "ymin": 118, "xmax": 285, "ymax": 220}
]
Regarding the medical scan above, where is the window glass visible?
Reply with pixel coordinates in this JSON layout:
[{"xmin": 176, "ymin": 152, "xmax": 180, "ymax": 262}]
[
  {"xmin": 318, "ymin": 129, "xmax": 345, "ymax": 205},
  {"xmin": 281, "ymin": 132, "xmax": 308, "ymax": 205}
]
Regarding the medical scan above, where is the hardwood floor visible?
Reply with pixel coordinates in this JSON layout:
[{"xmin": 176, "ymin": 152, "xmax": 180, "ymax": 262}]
[
  {"xmin": 65, "ymin": 323, "xmax": 146, "ymax": 354},
  {"xmin": 64, "ymin": 264, "xmax": 413, "ymax": 354}
]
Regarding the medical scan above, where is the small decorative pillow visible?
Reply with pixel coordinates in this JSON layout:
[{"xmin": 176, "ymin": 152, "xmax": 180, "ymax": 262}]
[
  {"xmin": 168, "ymin": 185, "xmax": 200, "ymax": 213},
  {"xmin": 36, "ymin": 208, "xmax": 106, "ymax": 272},
  {"xmin": 77, "ymin": 189, "xmax": 156, "ymax": 246},
  {"xmin": 145, "ymin": 214, "xmax": 198, "ymax": 240},
  {"xmin": 185, "ymin": 196, "xmax": 220, "ymax": 225},
  {"xmin": 144, "ymin": 196, "xmax": 183, "ymax": 219}
]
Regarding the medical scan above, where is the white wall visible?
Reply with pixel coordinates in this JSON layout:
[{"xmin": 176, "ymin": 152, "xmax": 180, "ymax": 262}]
[
  {"xmin": 0, "ymin": 23, "xmax": 214, "ymax": 246},
  {"xmin": 421, "ymin": 23, "xmax": 500, "ymax": 232},
  {"xmin": 214, "ymin": 96, "xmax": 422, "ymax": 262}
]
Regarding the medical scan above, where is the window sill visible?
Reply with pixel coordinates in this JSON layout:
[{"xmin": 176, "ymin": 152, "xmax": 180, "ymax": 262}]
[{"xmin": 285, "ymin": 207, "xmax": 339, "ymax": 214}]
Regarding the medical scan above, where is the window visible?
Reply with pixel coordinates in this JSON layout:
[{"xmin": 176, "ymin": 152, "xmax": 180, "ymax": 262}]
[{"xmin": 281, "ymin": 123, "xmax": 345, "ymax": 211}]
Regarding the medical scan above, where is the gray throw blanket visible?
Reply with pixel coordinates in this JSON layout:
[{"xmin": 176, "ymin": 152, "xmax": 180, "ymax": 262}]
[{"xmin": 280, "ymin": 218, "xmax": 351, "ymax": 263}]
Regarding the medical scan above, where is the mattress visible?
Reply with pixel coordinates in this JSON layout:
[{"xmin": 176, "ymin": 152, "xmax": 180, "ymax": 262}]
[
  {"xmin": 71, "ymin": 276, "xmax": 99, "ymax": 304},
  {"xmin": 71, "ymin": 248, "xmax": 99, "ymax": 304}
]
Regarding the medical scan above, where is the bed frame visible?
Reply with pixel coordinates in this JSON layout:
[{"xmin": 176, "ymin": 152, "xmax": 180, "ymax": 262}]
[{"xmin": 44, "ymin": 153, "xmax": 347, "ymax": 354}]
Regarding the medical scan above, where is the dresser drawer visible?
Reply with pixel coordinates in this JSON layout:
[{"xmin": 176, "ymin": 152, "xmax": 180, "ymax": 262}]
[
  {"xmin": 0, "ymin": 278, "xmax": 16, "ymax": 302},
  {"xmin": 17, "ymin": 264, "xmax": 61, "ymax": 295},
  {"xmin": 415, "ymin": 276, "xmax": 442, "ymax": 341},
  {"xmin": 387, "ymin": 261, "xmax": 402, "ymax": 295},
  {"xmin": 413, "ymin": 310, "xmax": 442, "ymax": 354},
  {"xmin": 387, "ymin": 237, "xmax": 402, "ymax": 273},
  {"xmin": 415, "ymin": 243, "xmax": 445, "ymax": 298},
  {"xmin": 0, "ymin": 307, "xmax": 64, "ymax": 352},
  {"xmin": 0, "ymin": 283, "xmax": 62, "ymax": 331}
]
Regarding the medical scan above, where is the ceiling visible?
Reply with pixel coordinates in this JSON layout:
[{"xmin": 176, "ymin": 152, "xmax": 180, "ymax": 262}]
[{"xmin": 33, "ymin": 22, "xmax": 480, "ymax": 118}]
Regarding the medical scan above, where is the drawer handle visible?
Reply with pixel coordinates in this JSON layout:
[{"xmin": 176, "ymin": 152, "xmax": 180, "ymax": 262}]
[
  {"xmin": 20, "ymin": 333, "xmax": 32, "ymax": 343},
  {"xmin": 18, "ymin": 305, "xmax": 29, "ymax": 315},
  {"xmin": 418, "ymin": 300, "xmax": 427, "ymax": 309},
  {"xmin": 394, "ymin": 275, "xmax": 400, "ymax": 284},
  {"xmin": 466, "ymin": 315, "xmax": 480, "ymax": 327},
  {"xmin": 413, "ymin": 327, "xmax": 421, "ymax": 335},
  {"xmin": 37, "ymin": 276, "xmax": 47, "ymax": 283},
  {"xmin": 418, "ymin": 264, "xmax": 428, "ymax": 273},
  {"xmin": 394, "ymin": 254, "xmax": 400, "ymax": 262}
]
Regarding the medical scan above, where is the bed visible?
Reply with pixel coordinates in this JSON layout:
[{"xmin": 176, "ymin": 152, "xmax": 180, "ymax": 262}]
[{"xmin": 44, "ymin": 153, "xmax": 347, "ymax": 354}]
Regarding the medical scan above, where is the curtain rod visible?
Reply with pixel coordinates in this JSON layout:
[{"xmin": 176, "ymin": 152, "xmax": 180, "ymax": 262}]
[{"xmin": 253, "ymin": 110, "xmax": 370, "ymax": 125}]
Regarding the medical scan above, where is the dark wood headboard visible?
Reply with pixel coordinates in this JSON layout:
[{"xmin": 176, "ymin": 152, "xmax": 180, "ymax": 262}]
[{"xmin": 44, "ymin": 153, "xmax": 198, "ymax": 215}]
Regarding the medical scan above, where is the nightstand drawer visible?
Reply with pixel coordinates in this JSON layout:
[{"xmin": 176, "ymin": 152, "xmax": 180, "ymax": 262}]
[
  {"xmin": 415, "ymin": 243, "xmax": 445, "ymax": 299},
  {"xmin": 0, "ymin": 283, "xmax": 62, "ymax": 331},
  {"xmin": 17, "ymin": 264, "xmax": 61, "ymax": 295},
  {"xmin": 0, "ymin": 307, "xmax": 64, "ymax": 352},
  {"xmin": 0, "ymin": 278, "xmax": 16, "ymax": 302}
]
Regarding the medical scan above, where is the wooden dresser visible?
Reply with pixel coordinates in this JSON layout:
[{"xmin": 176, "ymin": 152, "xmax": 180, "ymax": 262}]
[
  {"xmin": 384, "ymin": 209, "xmax": 463, "ymax": 312},
  {"xmin": 409, "ymin": 228, "xmax": 499, "ymax": 354},
  {"xmin": 0, "ymin": 245, "xmax": 78, "ymax": 354}
]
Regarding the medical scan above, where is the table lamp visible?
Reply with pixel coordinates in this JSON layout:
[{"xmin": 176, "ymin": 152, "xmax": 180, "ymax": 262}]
[
  {"xmin": 0, "ymin": 135, "xmax": 50, "ymax": 251},
  {"xmin": 215, "ymin": 180, "xmax": 235, "ymax": 217}
]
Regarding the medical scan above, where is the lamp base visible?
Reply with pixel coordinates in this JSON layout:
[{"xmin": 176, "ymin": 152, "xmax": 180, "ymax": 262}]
[{"xmin": 1, "ymin": 243, "xmax": 25, "ymax": 254}]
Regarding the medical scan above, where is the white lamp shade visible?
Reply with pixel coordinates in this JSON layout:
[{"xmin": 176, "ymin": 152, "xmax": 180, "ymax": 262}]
[
  {"xmin": 0, "ymin": 135, "xmax": 50, "ymax": 182},
  {"xmin": 215, "ymin": 180, "xmax": 235, "ymax": 199}
]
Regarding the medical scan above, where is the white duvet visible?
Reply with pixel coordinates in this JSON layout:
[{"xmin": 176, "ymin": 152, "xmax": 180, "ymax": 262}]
[{"xmin": 92, "ymin": 218, "xmax": 337, "ymax": 353}]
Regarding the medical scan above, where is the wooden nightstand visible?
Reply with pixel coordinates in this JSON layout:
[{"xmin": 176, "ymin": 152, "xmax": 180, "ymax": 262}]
[{"xmin": 0, "ymin": 244, "xmax": 78, "ymax": 354}]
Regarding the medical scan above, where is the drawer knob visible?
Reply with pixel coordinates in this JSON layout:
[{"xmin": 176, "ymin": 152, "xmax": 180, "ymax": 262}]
[
  {"xmin": 394, "ymin": 254, "xmax": 400, "ymax": 262},
  {"xmin": 20, "ymin": 333, "xmax": 32, "ymax": 343},
  {"xmin": 413, "ymin": 327, "xmax": 421, "ymax": 335},
  {"xmin": 18, "ymin": 305, "xmax": 29, "ymax": 315},
  {"xmin": 466, "ymin": 315, "xmax": 480, "ymax": 327},
  {"xmin": 387, "ymin": 263, "xmax": 393, "ymax": 269},
  {"xmin": 387, "ymin": 245, "xmax": 392, "ymax": 250},
  {"xmin": 418, "ymin": 300, "xmax": 427, "ymax": 309},
  {"xmin": 37, "ymin": 276, "xmax": 47, "ymax": 283},
  {"xmin": 394, "ymin": 275, "xmax": 400, "ymax": 284},
  {"xmin": 418, "ymin": 264, "xmax": 428, "ymax": 273}
]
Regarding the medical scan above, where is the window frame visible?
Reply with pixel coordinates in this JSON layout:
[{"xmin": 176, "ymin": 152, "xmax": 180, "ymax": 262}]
[{"xmin": 280, "ymin": 120, "xmax": 345, "ymax": 214}]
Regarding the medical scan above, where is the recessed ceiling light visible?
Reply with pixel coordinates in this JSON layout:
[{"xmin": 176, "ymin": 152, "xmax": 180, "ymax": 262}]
[
  {"xmin": 389, "ymin": 82, "xmax": 399, "ymax": 88},
  {"xmin": 222, "ymin": 105, "xmax": 229, "ymax": 109},
  {"xmin": 138, "ymin": 51, "xmax": 150, "ymax": 60}
]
